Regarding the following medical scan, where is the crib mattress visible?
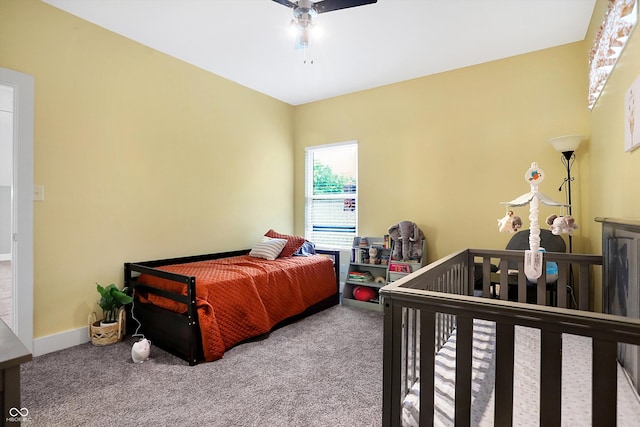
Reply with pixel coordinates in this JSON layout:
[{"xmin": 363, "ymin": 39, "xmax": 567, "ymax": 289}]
[{"xmin": 401, "ymin": 320, "xmax": 640, "ymax": 426}]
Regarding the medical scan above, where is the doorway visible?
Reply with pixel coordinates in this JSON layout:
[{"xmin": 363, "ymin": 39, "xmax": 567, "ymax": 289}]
[
  {"xmin": 0, "ymin": 83, "xmax": 14, "ymax": 327},
  {"xmin": 0, "ymin": 67, "xmax": 34, "ymax": 352}
]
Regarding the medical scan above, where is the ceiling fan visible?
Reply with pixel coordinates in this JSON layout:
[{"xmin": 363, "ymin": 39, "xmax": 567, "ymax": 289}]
[{"xmin": 272, "ymin": 0, "xmax": 377, "ymax": 48}]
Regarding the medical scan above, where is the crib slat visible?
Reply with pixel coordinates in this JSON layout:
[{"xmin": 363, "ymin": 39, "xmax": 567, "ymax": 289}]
[
  {"xmin": 382, "ymin": 301, "xmax": 404, "ymax": 427},
  {"xmin": 537, "ymin": 275, "xmax": 546, "ymax": 305},
  {"xmin": 499, "ymin": 259, "xmax": 509, "ymax": 301},
  {"xmin": 578, "ymin": 263, "xmax": 590, "ymax": 310},
  {"xmin": 540, "ymin": 330, "xmax": 562, "ymax": 426},
  {"xmin": 482, "ymin": 258, "xmax": 493, "ymax": 298},
  {"xmin": 592, "ymin": 338, "xmax": 617, "ymax": 427},
  {"xmin": 556, "ymin": 262, "xmax": 568, "ymax": 308},
  {"xmin": 410, "ymin": 309, "xmax": 418, "ymax": 386},
  {"xmin": 420, "ymin": 310, "xmax": 436, "ymax": 427},
  {"xmin": 517, "ymin": 261, "xmax": 527, "ymax": 303},
  {"xmin": 401, "ymin": 308, "xmax": 410, "ymax": 395},
  {"xmin": 495, "ymin": 322, "xmax": 515, "ymax": 427},
  {"xmin": 455, "ymin": 316, "xmax": 473, "ymax": 425}
]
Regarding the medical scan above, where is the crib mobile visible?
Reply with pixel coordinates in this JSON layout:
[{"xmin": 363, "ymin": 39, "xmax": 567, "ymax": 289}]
[{"xmin": 497, "ymin": 162, "xmax": 577, "ymax": 281}]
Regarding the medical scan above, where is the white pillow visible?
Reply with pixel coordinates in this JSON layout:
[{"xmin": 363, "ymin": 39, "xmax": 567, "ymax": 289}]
[{"xmin": 249, "ymin": 237, "xmax": 287, "ymax": 260}]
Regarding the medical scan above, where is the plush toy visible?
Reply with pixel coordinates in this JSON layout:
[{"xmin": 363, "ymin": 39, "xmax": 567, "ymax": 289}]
[
  {"xmin": 369, "ymin": 247, "xmax": 380, "ymax": 264},
  {"xmin": 388, "ymin": 221, "xmax": 425, "ymax": 261},
  {"xmin": 497, "ymin": 210, "xmax": 523, "ymax": 233},
  {"xmin": 546, "ymin": 214, "xmax": 579, "ymax": 235},
  {"xmin": 512, "ymin": 215, "xmax": 523, "ymax": 232},
  {"xmin": 131, "ymin": 338, "xmax": 151, "ymax": 363}
]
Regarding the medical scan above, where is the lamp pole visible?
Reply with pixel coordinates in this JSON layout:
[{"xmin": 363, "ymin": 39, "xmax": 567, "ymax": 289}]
[
  {"xmin": 549, "ymin": 135, "xmax": 582, "ymax": 309},
  {"xmin": 558, "ymin": 150, "xmax": 575, "ymax": 253}
]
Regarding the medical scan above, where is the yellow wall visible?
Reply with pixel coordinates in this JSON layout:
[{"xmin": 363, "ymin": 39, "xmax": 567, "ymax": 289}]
[
  {"xmin": 581, "ymin": 0, "xmax": 640, "ymax": 307},
  {"xmin": 584, "ymin": 0, "xmax": 640, "ymax": 252},
  {"xmin": 293, "ymin": 43, "xmax": 590, "ymax": 261},
  {"xmin": 3, "ymin": 0, "xmax": 638, "ymax": 340},
  {"xmin": 0, "ymin": 0, "xmax": 294, "ymax": 338}
]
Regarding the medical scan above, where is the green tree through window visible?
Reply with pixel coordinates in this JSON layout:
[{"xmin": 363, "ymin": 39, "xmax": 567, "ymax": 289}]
[{"xmin": 313, "ymin": 161, "xmax": 353, "ymax": 194}]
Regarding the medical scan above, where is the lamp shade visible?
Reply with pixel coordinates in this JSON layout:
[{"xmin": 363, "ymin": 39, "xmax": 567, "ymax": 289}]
[{"xmin": 548, "ymin": 135, "xmax": 584, "ymax": 153}]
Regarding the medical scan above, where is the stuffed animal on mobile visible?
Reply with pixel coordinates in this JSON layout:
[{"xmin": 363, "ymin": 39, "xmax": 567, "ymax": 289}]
[
  {"xmin": 498, "ymin": 210, "xmax": 522, "ymax": 233},
  {"xmin": 131, "ymin": 338, "xmax": 151, "ymax": 363},
  {"xmin": 546, "ymin": 214, "xmax": 579, "ymax": 235}
]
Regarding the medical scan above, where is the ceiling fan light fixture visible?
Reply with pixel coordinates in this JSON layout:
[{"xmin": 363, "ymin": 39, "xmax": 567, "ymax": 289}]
[
  {"xmin": 293, "ymin": 5, "xmax": 317, "ymax": 24},
  {"xmin": 310, "ymin": 24, "xmax": 323, "ymax": 39},
  {"xmin": 289, "ymin": 19, "xmax": 298, "ymax": 37},
  {"xmin": 274, "ymin": 0, "xmax": 377, "ymax": 49},
  {"xmin": 299, "ymin": 27, "xmax": 310, "ymax": 47},
  {"xmin": 289, "ymin": 18, "xmax": 314, "ymax": 47}
]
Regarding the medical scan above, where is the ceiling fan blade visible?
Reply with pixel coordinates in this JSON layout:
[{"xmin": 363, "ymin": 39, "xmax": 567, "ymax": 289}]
[
  {"xmin": 272, "ymin": 0, "xmax": 298, "ymax": 8},
  {"xmin": 314, "ymin": 0, "xmax": 377, "ymax": 14}
]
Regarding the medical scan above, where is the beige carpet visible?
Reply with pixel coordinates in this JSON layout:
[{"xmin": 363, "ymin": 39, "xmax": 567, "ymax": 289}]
[
  {"xmin": 0, "ymin": 260, "xmax": 12, "ymax": 328},
  {"xmin": 21, "ymin": 305, "xmax": 384, "ymax": 426}
]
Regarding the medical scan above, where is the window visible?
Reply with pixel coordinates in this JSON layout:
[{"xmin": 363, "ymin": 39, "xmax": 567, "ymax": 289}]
[{"xmin": 305, "ymin": 142, "xmax": 357, "ymax": 249}]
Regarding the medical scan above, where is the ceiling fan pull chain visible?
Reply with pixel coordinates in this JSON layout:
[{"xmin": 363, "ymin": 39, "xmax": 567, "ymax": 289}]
[{"xmin": 303, "ymin": 48, "xmax": 314, "ymax": 65}]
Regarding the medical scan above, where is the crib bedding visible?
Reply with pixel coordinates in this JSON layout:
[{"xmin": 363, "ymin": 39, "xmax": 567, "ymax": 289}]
[
  {"xmin": 402, "ymin": 320, "xmax": 640, "ymax": 427},
  {"xmin": 136, "ymin": 254, "xmax": 336, "ymax": 362}
]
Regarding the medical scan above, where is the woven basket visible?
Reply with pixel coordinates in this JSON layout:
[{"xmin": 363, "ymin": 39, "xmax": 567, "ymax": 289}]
[{"xmin": 89, "ymin": 308, "xmax": 125, "ymax": 346}]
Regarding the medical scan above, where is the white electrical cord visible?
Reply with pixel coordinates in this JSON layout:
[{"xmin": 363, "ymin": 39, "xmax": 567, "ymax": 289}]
[
  {"xmin": 128, "ymin": 288, "xmax": 152, "ymax": 363},
  {"xmin": 130, "ymin": 288, "xmax": 146, "ymax": 340}
]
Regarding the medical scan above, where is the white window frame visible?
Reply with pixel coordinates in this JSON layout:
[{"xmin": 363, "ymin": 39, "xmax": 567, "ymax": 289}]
[{"xmin": 305, "ymin": 141, "xmax": 358, "ymax": 250}]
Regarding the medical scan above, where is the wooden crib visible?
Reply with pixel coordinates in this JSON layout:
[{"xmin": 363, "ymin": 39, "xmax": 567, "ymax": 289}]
[{"xmin": 380, "ymin": 218, "xmax": 640, "ymax": 426}]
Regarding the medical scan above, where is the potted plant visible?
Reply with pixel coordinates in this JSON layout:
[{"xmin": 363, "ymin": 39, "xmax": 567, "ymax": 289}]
[
  {"xmin": 96, "ymin": 283, "xmax": 133, "ymax": 325},
  {"xmin": 89, "ymin": 283, "xmax": 133, "ymax": 346}
]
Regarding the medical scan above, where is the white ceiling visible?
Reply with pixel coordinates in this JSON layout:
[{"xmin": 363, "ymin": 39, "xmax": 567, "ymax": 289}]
[{"xmin": 42, "ymin": 0, "xmax": 597, "ymax": 106}]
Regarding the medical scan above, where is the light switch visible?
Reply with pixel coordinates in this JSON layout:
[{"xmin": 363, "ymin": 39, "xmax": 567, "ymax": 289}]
[{"xmin": 33, "ymin": 185, "xmax": 44, "ymax": 201}]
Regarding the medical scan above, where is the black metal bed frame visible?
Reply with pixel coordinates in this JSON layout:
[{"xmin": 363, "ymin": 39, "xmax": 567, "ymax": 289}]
[{"xmin": 124, "ymin": 248, "xmax": 340, "ymax": 366}]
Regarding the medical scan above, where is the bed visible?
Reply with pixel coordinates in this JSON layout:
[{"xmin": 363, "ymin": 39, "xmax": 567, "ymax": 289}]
[
  {"xmin": 380, "ymin": 217, "xmax": 640, "ymax": 426},
  {"xmin": 124, "ymin": 234, "xmax": 340, "ymax": 366}
]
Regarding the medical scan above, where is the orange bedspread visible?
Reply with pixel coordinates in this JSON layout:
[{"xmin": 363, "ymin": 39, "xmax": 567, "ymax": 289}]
[{"xmin": 137, "ymin": 254, "xmax": 336, "ymax": 361}]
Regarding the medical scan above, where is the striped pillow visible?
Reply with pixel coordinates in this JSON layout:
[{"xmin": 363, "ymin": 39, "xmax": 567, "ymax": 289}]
[
  {"xmin": 264, "ymin": 229, "xmax": 306, "ymax": 258},
  {"xmin": 249, "ymin": 237, "xmax": 288, "ymax": 260}
]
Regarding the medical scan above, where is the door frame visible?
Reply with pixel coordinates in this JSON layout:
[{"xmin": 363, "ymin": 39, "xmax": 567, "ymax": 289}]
[{"xmin": 0, "ymin": 67, "xmax": 34, "ymax": 352}]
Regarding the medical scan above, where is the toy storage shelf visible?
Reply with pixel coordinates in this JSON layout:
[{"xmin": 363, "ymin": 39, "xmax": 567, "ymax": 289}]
[
  {"xmin": 342, "ymin": 236, "xmax": 391, "ymax": 312},
  {"xmin": 386, "ymin": 240, "xmax": 427, "ymax": 284}
]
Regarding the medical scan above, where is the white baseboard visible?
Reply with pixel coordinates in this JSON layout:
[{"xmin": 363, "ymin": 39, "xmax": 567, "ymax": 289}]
[
  {"xmin": 0, "ymin": 253, "xmax": 11, "ymax": 261},
  {"xmin": 33, "ymin": 326, "xmax": 90, "ymax": 357}
]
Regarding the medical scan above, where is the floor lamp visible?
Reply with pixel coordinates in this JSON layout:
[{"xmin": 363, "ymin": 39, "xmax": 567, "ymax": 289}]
[
  {"xmin": 549, "ymin": 135, "xmax": 583, "ymax": 308},
  {"xmin": 548, "ymin": 135, "xmax": 583, "ymax": 253}
]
